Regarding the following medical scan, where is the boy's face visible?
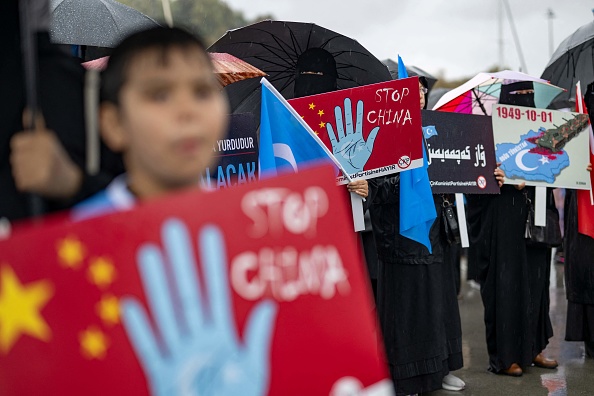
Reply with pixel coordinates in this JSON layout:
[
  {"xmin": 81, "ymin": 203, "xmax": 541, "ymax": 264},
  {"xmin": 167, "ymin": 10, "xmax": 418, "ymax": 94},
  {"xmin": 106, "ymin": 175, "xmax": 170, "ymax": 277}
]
[{"xmin": 102, "ymin": 46, "xmax": 228, "ymax": 195}]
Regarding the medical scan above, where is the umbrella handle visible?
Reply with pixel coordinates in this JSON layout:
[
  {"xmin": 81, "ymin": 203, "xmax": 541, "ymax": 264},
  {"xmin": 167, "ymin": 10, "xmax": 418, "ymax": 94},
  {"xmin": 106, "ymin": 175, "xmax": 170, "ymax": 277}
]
[{"xmin": 19, "ymin": 0, "xmax": 45, "ymax": 218}]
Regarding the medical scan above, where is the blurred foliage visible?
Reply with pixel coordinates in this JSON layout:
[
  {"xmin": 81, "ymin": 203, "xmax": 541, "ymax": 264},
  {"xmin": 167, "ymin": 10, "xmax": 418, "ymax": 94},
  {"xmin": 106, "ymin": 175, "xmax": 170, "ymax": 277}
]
[{"xmin": 117, "ymin": 0, "xmax": 274, "ymax": 45}]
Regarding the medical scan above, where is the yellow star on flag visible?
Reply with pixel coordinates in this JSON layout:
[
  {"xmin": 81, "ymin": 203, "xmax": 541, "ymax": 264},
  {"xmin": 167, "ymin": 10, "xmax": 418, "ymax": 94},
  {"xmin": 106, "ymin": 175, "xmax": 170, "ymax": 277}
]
[
  {"xmin": 319, "ymin": 121, "xmax": 326, "ymax": 129},
  {"xmin": 314, "ymin": 131, "xmax": 319, "ymax": 136},
  {"xmin": 308, "ymin": 103, "xmax": 316, "ymax": 110},
  {"xmin": 96, "ymin": 294, "xmax": 119, "ymax": 326},
  {"xmin": 87, "ymin": 257, "xmax": 116, "ymax": 289},
  {"xmin": 0, "ymin": 265, "xmax": 53, "ymax": 354},
  {"xmin": 79, "ymin": 326, "xmax": 109, "ymax": 359},
  {"xmin": 317, "ymin": 109, "xmax": 324, "ymax": 117},
  {"xmin": 56, "ymin": 236, "xmax": 85, "ymax": 269}
]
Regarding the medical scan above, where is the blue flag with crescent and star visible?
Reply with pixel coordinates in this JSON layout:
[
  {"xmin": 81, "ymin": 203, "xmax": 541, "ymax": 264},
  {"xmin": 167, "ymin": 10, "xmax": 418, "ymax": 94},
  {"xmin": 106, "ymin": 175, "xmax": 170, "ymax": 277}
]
[{"xmin": 259, "ymin": 81, "xmax": 337, "ymax": 178}]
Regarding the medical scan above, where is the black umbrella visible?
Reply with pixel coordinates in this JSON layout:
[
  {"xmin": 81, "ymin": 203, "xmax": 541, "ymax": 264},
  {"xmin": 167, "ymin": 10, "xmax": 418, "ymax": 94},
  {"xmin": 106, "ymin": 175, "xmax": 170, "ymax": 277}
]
[
  {"xmin": 381, "ymin": 58, "xmax": 438, "ymax": 91},
  {"xmin": 49, "ymin": 0, "xmax": 159, "ymax": 48},
  {"xmin": 209, "ymin": 20, "xmax": 391, "ymax": 114},
  {"xmin": 541, "ymin": 20, "xmax": 594, "ymax": 102}
]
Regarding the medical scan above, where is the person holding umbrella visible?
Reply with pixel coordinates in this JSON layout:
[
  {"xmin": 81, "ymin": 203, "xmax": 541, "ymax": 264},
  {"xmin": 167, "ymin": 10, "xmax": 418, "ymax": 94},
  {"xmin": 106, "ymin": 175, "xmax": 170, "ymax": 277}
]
[
  {"xmin": 466, "ymin": 81, "xmax": 558, "ymax": 377},
  {"xmin": 0, "ymin": 0, "xmax": 122, "ymax": 225}
]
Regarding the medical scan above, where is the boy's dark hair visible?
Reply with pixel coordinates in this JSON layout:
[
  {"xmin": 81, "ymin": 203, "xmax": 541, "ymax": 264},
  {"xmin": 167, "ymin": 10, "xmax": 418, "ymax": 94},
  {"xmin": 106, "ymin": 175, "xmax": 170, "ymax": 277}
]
[{"xmin": 101, "ymin": 27, "xmax": 210, "ymax": 105}]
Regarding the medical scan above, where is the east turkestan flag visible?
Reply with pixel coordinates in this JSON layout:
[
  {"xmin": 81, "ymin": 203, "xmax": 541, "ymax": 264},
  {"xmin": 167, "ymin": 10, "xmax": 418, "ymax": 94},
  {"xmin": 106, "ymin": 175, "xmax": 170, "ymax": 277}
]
[{"xmin": 258, "ymin": 78, "xmax": 341, "ymax": 179}]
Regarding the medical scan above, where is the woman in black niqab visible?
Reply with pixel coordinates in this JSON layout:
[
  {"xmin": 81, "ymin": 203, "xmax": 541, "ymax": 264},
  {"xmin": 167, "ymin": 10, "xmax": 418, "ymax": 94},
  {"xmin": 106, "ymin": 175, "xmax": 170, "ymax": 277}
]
[
  {"xmin": 466, "ymin": 80, "xmax": 556, "ymax": 376},
  {"xmin": 293, "ymin": 47, "xmax": 338, "ymax": 98}
]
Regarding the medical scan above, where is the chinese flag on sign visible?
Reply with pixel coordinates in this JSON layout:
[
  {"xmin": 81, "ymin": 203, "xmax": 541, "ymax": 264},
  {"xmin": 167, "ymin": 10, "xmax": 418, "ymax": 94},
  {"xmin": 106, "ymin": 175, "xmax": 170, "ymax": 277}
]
[{"xmin": 576, "ymin": 82, "xmax": 594, "ymax": 239}]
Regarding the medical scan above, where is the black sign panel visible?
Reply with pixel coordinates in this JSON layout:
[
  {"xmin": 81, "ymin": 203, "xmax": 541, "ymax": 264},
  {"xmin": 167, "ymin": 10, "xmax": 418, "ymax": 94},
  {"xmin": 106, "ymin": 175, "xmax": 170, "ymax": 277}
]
[
  {"xmin": 202, "ymin": 113, "xmax": 259, "ymax": 190},
  {"xmin": 422, "ymin": 110, "xmax": 499, "ymax": 194}
]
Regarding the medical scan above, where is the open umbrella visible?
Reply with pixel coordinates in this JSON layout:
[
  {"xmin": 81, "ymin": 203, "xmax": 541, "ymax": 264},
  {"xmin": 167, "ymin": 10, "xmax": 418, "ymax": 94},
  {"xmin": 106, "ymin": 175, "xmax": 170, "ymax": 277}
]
[
  {"xmin": 49, "ymin": 0, "xmax": 159, "ymax": 48},
  {"xmin": 208, "ymin": 20, "xmax": 391, "ymax": 114},
  {"xmin": 81, "ymin": 53, "xmax": 267, "ymax": 87},
  {"xmin": 541, "ymin": 20, "xmax": 594, "ymax": 102},
  {"xmin": 382, "ymin": 58, "xmax": 437, "ymax": 91},
  {"xmin": 432, "ymin": 70, "xmax": 564, "ymax": 115}
]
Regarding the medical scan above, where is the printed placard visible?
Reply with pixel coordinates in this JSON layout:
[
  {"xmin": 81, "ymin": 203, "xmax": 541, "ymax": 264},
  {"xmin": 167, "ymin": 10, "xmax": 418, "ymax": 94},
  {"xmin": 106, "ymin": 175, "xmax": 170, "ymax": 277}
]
[
  {"xmin": 289, "ymin": 78, "xmax": 423, "ymax": 183},
  {"xmin": 492, "ymin": 104, "xmax": 591, "ymax": 189},
  {"xmin": 422, "ymin": 110, "xmax": 499, "ymax": 194},
  {"xmin": 0, "ymin": 166, "xmax": 392, "ymax": 396},
  {"xmin": 202, "ymin": 113, "xmax": 259, "ymax": 189}
]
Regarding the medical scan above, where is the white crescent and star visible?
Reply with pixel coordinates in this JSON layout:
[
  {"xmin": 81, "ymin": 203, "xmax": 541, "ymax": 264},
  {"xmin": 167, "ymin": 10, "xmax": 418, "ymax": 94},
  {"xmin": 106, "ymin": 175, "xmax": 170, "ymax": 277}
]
[
  {"xmin": 515, "ymin": 149, "xmax": 538, "ymax": 172},
  {"xmin": 538, "ymin": 155, "xmax": 549, "ymax": 165}
]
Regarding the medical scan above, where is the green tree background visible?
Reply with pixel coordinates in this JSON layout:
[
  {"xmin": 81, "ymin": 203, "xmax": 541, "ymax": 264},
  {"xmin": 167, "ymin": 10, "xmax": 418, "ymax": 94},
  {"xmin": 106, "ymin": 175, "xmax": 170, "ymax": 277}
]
[{"xmin": 117, "ymin": 0, "xmax": 273, "ymax": 45}]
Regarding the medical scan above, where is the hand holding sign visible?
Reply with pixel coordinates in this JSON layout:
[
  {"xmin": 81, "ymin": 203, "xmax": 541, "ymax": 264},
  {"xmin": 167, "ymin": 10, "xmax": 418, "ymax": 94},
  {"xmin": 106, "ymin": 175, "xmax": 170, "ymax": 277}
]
[
  {"xmin": 326, "ymin": 98, "xmax": 380, "ymax": 175},
  {"xmin": 121, "ymin": 219, "xmax": 277, "ymax": 396}
]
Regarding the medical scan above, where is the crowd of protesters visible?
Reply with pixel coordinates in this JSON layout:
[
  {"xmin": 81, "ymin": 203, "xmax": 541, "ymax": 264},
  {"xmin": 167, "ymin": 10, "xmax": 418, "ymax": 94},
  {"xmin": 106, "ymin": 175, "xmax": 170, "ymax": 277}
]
[{"xmin": 2, "ymin": 2, "xmax": 593, "ymax": 395}]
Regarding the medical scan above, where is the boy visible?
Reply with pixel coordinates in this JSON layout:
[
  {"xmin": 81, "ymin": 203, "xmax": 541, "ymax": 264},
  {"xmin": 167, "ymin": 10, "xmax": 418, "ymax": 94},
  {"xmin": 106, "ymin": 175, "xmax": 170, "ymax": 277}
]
[{"xmin": 74, "ymin": 27, "xmax": 229, "ymax": 218}]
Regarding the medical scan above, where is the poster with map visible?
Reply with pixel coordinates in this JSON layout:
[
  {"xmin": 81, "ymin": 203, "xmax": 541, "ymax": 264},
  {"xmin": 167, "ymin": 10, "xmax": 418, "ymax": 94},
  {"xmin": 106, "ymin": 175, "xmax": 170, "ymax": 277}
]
[{"xmin": 492, "ymin": 104, "xmax": 591, "ymax": 189}]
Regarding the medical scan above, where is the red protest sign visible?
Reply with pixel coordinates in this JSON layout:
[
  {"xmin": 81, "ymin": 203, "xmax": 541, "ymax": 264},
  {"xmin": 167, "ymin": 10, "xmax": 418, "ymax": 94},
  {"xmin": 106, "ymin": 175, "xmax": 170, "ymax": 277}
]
[
  {"xmin": 575, "ymin": 82, "xmax": 594, "ymax": 239},
  {"xmin": 0, "ymin": 166, "xmax": 392, "ymax": 396},
  {"xmin": 289, "ymin": 78, "xmax": 423, "ymax": 182}
]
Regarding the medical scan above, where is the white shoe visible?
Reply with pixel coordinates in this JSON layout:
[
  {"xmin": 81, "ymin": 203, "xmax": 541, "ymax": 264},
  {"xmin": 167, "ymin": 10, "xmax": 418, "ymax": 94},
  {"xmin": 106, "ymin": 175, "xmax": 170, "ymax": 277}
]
[
  {"xmin": 442, "ymin": 373, "xmax": 465, "ymax": 391},
  {"xmin": 467, "ymin": 279, "xmax": 481, "ymax": 290}
]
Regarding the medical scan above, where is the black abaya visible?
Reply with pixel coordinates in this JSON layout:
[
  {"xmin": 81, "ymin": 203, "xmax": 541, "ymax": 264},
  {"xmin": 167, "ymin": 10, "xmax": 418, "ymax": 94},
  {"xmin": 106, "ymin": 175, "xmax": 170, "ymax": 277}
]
[
  {"xmin": 373, "ymin": 193, "xmax": 462, "ymax": 395},
  {"xmin": 564, "ymin": 190, "xmax": 594, "ymax": 343},
  {"xmin": 467, "ymin": 186, "xmax": 533, "ymax": 371},
  {"xmin": 527, "ymin": 246, "xmax": 554, "ymax": 356}
]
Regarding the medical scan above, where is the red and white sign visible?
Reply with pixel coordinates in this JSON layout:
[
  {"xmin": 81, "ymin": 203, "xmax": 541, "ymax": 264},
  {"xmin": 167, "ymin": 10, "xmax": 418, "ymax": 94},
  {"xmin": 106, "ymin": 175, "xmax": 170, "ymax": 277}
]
[
  {"xmin": 289, "ymin": 78, "xmax": 423, "ymax": 182},
  {"xmin": 0, "ymin": 166, "xmax": 392, "ymax": 396}
]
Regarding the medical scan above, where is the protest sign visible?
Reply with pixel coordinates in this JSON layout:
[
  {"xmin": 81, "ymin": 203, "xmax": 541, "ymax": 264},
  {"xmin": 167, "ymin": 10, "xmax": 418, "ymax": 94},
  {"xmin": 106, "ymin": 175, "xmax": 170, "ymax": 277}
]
[
  {"xmin": 492, "ymin": 104, "xmax": 591, "ymax": 189},
  {"xmin": 201, "ymin": 113, "xmax": 259, "ymax": 190},
  {"xmin": 289, "ymin": 78, "xmax": 423, "ymax": 183},
  {"xmin": 422, "ymin": 110, "xmax": 499, "ymax": 194},
  {"xmin": 0, "ymin": 166, "xmax": 392, "ymax": 396}
]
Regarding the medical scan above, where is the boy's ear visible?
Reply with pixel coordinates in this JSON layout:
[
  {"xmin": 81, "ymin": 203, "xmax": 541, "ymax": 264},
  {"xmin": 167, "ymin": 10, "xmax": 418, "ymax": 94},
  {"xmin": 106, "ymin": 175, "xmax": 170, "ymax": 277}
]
[{"xmin": 100, "ymin": 102, "xmax": 127, "ymax": 152}]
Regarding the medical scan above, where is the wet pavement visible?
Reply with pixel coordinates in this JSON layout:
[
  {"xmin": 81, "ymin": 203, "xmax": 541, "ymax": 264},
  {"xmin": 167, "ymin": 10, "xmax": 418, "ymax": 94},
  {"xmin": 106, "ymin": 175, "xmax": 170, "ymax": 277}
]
[{"xmin": 430, "ymin": 256, "xmax": 594, "ymax": 396}]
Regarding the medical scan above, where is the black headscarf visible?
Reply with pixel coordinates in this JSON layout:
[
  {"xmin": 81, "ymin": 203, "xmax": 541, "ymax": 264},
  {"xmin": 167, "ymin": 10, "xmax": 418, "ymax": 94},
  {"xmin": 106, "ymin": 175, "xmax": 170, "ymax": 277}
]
[
  {"xmin": 498, "ymin": 80, "xmax": 535, "ymax": 108},
  {"xmin": 293, "ymin": 47, "xmax": 338, "ymax": 98}
]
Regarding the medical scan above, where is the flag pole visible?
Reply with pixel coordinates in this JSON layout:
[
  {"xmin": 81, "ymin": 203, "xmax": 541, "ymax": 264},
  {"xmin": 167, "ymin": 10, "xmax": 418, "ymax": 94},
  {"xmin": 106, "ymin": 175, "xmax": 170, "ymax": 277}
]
[
  {"xmin": 19, "ymin": 0, "xmax": 44, "ymax": 217},
  {"xmin": 260, "ymin": 78, "xmax": 353, "ymax": 183}
]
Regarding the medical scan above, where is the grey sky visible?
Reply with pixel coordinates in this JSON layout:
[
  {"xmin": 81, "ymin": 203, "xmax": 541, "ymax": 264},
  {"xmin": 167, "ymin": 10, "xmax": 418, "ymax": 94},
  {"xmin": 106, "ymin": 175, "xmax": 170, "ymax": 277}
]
[{"xmin": 223, "ymin": 0, "xmax": 593, "ymax": 80}]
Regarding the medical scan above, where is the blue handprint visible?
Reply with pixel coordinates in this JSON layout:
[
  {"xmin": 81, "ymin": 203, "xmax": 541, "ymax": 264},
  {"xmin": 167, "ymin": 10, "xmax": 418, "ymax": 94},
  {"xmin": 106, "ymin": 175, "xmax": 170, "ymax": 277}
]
[
  {"xmin": 121, "ymin": 219, "xmax": 277, "ymax": 396},
  {"xmin": 326, "ymin": 98, "xmax": 380, "ymax": 175}
]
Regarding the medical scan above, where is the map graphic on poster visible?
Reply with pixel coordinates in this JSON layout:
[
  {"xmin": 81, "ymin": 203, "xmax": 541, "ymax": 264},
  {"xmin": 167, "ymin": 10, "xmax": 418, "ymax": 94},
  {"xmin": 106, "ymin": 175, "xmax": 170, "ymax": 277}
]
[
  {"xmin": 0, "ymin": 166, "xmax": 393, "ymax": 396},
  {"xmin": 289, "ymin": 78, "xmax": 423, "ymax": 183},
  {"xmin": 492, "ymin": 104, "xmax": 591, "ymax": 189},
  {"xmin": 422, "ymin": 110, "xmax": 499, "ymax": 194}
]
